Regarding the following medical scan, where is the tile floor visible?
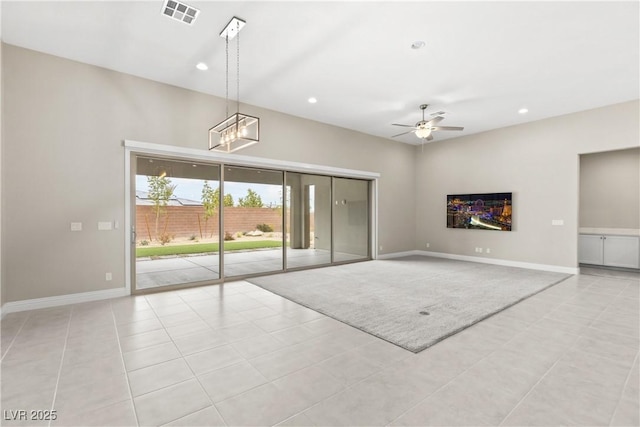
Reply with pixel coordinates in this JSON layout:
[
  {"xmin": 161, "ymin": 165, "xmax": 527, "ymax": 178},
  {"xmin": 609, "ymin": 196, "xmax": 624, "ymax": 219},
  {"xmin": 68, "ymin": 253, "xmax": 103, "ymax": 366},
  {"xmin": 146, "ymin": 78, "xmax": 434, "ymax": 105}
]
[{"xmin": 1, "ymin": 270, "xmax": 638, "ymax": 426}]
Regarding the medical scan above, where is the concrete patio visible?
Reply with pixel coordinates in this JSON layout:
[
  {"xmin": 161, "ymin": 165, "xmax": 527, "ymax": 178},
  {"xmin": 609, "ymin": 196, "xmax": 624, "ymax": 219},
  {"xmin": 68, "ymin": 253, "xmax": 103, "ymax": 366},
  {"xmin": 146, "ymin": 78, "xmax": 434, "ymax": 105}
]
[{"xmin": 135, "ymin": 248, "xmax": 364, "ymax": 290}]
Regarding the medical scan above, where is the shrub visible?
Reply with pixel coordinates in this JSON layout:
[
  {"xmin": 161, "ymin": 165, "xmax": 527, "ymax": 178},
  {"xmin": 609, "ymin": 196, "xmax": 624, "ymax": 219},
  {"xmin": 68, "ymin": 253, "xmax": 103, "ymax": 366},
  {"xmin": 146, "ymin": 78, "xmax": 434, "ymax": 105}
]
[
  {"xmin": 188, "ymin": 234, "xmax": 197, "ymax": 241},
  {"xmin": 224, "ymin": 231, "xmax": 235, "ymax": 241},
  {"xmin": 256, "ymin": 223, "xmax": 274, "ymax": 233},
  {"xmin": 159, "ymin": 233, "xmax": 173, "ymax": 246},
  {"xmin": 139, "ymin": 240, "xmax": 149, "ymax": 246},
  {"xmin": 236, "ymin": 232, "xmax": 243, "ymax": 238}
]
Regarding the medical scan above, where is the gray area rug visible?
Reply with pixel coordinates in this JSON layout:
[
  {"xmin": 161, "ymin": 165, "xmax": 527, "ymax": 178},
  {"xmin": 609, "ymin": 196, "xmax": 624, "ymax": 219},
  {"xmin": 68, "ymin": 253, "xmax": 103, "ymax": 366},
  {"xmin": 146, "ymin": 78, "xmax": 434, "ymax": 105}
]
[{"xmin": 247, "ymin": 256, "xmax": 571, "ymax": 352}]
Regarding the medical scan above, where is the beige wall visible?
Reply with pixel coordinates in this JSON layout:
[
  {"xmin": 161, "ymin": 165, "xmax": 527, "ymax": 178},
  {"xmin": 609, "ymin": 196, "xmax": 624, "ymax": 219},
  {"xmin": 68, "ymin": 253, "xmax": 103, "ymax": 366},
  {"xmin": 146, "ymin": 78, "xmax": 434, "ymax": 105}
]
[
  {"xmin": 3, "ymin": 42, "xmax": 638, "ymax": 304},
  {"xmin": 2, "ymin": 44, "xmax": 416, "ymax": 302},
  {"xmin": 415, "ymin": 100, "xmax": 639, "ymax": 268},
  {"xmin": 580, "ymin": 147, "xmax": 640, "ymax": 229},
  {"xmin": 0, "ymin": 38, "xmax": 4, "ymax": 305}
]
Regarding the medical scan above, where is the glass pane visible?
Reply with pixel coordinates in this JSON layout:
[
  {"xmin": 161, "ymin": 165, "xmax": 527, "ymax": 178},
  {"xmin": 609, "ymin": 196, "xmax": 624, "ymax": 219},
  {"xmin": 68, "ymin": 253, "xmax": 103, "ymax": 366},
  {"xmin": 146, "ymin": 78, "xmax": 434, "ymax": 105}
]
[
  {"xmin": 285, "ymin": 173, "xmax": 332, "ymax": 268},
  {"xmin": 135, "ymin": 157, "xmax": 220, "ymax": 290},
  {"xmin": 333, "ymin": 177, "xmax": 370, "ymax": 262},
  {"xmin": 223, "ymin": 166, "xmax": 284, "ymax": 277}
]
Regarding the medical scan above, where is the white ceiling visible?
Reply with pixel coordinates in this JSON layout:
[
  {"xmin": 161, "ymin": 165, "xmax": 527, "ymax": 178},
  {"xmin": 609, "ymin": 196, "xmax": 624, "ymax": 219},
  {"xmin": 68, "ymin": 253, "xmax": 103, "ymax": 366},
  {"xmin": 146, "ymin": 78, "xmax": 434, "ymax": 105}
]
[{"xmin": 2, "ymin": 1, "xmax": 638, "ymax": 145}]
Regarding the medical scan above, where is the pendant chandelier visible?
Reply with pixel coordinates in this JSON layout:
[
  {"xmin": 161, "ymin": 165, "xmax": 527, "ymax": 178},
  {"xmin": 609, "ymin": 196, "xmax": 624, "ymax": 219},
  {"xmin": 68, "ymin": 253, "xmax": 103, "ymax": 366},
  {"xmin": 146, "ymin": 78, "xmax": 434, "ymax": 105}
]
[{"xmin": 209, "ymin": 17, "xmax": 260, "ymax": 153}]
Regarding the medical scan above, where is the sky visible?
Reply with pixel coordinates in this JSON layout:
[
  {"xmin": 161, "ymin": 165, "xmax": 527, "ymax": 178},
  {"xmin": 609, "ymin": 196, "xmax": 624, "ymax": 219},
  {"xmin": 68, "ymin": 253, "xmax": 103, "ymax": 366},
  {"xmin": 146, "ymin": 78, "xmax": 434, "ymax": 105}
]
[{"xmin": 136, "ymin": 176, "xmax": 283, "ymax": 207}]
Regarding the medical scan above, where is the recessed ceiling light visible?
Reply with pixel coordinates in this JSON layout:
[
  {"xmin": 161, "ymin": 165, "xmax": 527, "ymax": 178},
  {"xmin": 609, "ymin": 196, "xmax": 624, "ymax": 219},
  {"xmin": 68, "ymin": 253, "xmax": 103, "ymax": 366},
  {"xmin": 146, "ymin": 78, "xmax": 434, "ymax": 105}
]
[
  {"xmin": 196, "ymin": 62, "xmax": 208, "ymax": 71},
  {"xmin": 411, "ymin": 41, "xmax": 426, "ymax": 50},
  {"xmin": 308, "ymin": 97, "xmax": 318, "ymax": 104},
  {"xmin": 518, "ymin": 108, "xmax": 529, "ymax": 114}
]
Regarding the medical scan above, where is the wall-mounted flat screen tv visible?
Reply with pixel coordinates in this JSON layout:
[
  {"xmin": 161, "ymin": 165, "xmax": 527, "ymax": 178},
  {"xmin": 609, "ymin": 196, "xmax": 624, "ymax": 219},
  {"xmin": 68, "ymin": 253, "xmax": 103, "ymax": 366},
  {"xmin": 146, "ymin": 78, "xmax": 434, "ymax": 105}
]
[{"xmin": 447, "ymin": 193, "xmax": 512, "ymax": 231}]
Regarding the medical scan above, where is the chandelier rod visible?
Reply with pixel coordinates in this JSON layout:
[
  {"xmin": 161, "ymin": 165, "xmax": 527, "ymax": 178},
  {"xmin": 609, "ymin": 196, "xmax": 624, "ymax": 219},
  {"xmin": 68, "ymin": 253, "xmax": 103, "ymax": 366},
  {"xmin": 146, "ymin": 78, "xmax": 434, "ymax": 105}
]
[{"xmin": 225, "ymin": 33, "xmax": 229, "ymax": 119}]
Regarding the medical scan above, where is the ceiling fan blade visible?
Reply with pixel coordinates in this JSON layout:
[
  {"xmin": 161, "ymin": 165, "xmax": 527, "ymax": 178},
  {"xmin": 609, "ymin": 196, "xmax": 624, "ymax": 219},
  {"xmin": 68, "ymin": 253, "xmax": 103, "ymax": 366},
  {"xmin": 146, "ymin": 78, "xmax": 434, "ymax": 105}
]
[
  {"xmin": 426, "ymin": 116, "xmax": 445, "ymax": 126},
  {"xmin": 391, "ymin": 123, "xmax": 415, "ymax": 128},
  {"xmin": 432, "ymin": 126, "xmax": 464, "ymax": 131},
  {"xmin": 391, "ymin": 130, "xmax": 414, "ymax": 138}
]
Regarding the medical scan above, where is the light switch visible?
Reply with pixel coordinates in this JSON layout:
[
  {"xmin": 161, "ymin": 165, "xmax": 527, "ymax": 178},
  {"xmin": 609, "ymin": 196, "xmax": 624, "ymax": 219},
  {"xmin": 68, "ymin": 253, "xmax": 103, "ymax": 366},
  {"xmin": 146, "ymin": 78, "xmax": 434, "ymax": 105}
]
[
  {"xmin": 551, "ymin": 219, "xmax": 564, "ymax": 226},
  {"xmin": 98, "ymin": 221, "xmax": 113, "ymax": 231},
  {"xmin": 70, "ymin": 222, "xmax": 82, "ymax": 231}
]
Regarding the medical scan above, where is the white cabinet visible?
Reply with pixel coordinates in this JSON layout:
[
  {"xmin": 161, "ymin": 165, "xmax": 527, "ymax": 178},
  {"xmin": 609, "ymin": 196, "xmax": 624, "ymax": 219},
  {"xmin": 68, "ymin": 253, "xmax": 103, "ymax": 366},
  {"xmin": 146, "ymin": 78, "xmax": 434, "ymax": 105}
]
[
  {"xmin": 579, "ymin": 235, "xmax": 604, "ymax": 265},
  {"xmin": 579, "ymin": 234, "xmax": 640, "ymax": 269},
  {"xmin": 603, "ymin": 235, "xmax": 640, "ymax": 268}
]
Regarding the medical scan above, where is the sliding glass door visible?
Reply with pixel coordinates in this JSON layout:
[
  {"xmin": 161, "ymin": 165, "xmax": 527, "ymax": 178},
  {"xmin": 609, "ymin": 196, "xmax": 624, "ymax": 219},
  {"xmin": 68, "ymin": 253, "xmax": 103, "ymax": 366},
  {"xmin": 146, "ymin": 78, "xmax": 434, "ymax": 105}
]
[
  {"xmin": 132, "ymin": 156, "xmax": 372, "ymax": 291},
  {"xmin": 223, "ymin": 166, "xmax": 284, "ymax": 277},
  {"xmin": 134, "ymin": 157, "xmax": 221, "ymax": 290},
  {"xmin": 333, "ymin": 177, "xmax": 370, "ymax": 262},
  {"xmin": 285, "ymin": 172, "xmax": 332, "ymax": 268}
]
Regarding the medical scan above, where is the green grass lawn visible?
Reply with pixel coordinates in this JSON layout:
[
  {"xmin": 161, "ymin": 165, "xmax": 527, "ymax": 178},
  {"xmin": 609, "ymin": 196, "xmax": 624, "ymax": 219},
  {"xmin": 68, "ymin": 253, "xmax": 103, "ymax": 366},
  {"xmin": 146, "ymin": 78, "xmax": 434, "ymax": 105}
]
[{"xmin": 136, "ymin": 240, "xmax": 283, "ymax": 258}]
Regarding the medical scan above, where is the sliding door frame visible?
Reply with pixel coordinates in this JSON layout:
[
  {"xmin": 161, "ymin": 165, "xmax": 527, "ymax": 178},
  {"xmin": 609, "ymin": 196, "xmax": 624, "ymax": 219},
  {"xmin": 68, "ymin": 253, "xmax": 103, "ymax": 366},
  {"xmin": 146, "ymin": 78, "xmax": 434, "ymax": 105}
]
[
  {"xmin": 124, "ymin": 140, "xmax": 379, "ymax": 294},
  {"xmin": 129, "ymin": 154, "xmax": 225, "ymax": 295},
  {"xmin": 283, "ymin": 171, "xmax": 335, "ymax": 272}
]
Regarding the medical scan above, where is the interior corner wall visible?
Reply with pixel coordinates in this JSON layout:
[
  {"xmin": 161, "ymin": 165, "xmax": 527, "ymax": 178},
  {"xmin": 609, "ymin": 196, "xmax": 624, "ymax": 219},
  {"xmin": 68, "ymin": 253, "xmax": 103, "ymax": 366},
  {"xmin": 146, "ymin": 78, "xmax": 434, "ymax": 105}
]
[
  {"xmin": 579, "ymin": 147, "xmax": 640, "ymax": 229},
  {"xmin": 0, "ymin": 39, "xmax": 4, "ymax": 307},
  {"xmin": 2, "ymin": 44, "xmax": 416, "ymax": 303},
  {"xmin": 415, "ymin": 100, "xmax": 640, "ymax": 269}
]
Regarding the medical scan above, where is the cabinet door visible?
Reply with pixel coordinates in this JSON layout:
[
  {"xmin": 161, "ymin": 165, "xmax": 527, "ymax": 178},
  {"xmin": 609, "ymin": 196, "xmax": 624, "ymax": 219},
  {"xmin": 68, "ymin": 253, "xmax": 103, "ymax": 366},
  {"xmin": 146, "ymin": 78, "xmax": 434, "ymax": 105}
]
[
  {"xmin": 603, "ymin": 236, "xmax": 640, "ymax": 269},
  {"xmin": 578, "ymin": 235, "xmax": 604, "ymax": 265}
]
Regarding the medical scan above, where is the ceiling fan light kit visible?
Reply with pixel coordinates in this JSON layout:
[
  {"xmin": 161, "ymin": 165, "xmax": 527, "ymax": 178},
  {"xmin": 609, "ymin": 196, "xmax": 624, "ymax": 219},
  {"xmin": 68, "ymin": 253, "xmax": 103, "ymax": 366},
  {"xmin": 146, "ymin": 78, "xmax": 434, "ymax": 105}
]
[
  {"xmin": 415, "ymin": 127, "xmax": 432, "ymax": 139},
  {"xmin": 391, "ymin": 103, "xmax": 464, "ymax": 143},
  {"xmin": 209, "ymin": 16, "xmax": 260, "ymax": 153}
]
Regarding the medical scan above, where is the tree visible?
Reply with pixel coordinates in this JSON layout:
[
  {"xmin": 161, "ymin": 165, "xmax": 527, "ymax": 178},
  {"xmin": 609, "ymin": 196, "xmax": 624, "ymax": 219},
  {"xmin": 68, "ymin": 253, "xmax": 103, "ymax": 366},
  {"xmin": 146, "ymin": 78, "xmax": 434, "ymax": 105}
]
[
  {"xmin": 147, "ymin": 175, "xmax": 176, "ymax": 241},
  {"xmin": 201, "ymin": 181, "xmax": 216, "ymax": 238},
  {"xmin": 201, "ymin": 182, "xmax": 234, "ymax": 238},
  {"xmin": 237, "ymin": 189, "xmax": 264, "ymax": 208},
  {"xmin": 223, "ymin": 192, "xmax": 234, "ymax": 207}
]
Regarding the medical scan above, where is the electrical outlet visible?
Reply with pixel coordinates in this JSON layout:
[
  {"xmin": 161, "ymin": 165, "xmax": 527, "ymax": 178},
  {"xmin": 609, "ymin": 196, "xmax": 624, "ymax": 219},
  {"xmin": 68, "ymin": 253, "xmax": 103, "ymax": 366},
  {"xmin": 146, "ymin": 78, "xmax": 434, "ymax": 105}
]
[
  {"xmin": 426, "ymin": 243, "xmax": 430, "ymax": 248},
  {"xmin": 379, "ymin": 245, "xmax": 383, "ymax": 251},
  {"xmin": 486, "ymin": 248, "xmax": 491, "ymax": 254},
  {"xmin": 105, "ymin": 272, "xmax": 112, "ymax": 281},
  {"xmin": 478, "ymin": 248, "xmax": 483, "ymax": 253}
]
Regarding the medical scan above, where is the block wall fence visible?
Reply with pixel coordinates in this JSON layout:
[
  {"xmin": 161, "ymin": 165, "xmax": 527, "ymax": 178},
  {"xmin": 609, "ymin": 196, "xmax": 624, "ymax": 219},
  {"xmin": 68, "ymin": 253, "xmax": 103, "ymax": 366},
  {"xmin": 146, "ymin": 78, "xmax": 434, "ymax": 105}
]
[{"xmin": 135, "ymin": 205, "xmax": 309, "ymax": 241}]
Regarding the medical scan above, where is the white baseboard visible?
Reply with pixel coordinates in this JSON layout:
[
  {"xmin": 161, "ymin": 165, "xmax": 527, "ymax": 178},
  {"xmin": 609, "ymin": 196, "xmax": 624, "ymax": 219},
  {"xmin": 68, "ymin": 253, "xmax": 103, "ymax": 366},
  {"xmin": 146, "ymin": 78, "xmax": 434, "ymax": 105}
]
[
  {"xmin": 0, "ymin": 251, "xmax": 578, "ymax": 318},
  {"xmin": 377, "ymin": 250, "xmax": 422, "ymax": 260},
  {"xmin": 378, "ymin": 250, "xmax": 578, "ymax": 275},
  {"xmin": 1, "ymin": 287, "xmax": 129, "ymax": 318}
]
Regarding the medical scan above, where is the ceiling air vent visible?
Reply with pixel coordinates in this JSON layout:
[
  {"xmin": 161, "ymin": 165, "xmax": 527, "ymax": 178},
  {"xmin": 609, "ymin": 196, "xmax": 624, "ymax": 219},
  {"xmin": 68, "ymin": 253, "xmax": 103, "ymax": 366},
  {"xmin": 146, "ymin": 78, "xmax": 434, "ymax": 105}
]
[{"xmin": 161, "ymin": 0, "xmax": 199, "ymax": 25}]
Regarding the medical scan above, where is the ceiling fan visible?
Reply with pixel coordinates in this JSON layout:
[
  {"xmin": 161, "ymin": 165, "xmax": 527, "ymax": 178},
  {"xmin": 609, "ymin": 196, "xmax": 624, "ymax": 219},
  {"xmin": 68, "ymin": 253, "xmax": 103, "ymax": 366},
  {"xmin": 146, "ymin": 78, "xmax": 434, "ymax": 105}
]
[{"xmin": 392, "ymin": 104, "xmax": 464, "ymax": 141}]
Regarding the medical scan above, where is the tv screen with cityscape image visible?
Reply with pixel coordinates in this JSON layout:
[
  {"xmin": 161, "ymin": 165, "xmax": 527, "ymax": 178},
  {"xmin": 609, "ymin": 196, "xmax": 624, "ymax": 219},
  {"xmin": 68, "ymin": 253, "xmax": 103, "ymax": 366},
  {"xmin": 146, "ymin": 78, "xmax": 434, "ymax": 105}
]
[{"xmin": 447, "ymin": 193, "xmax": 512, "ymax": 231}]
